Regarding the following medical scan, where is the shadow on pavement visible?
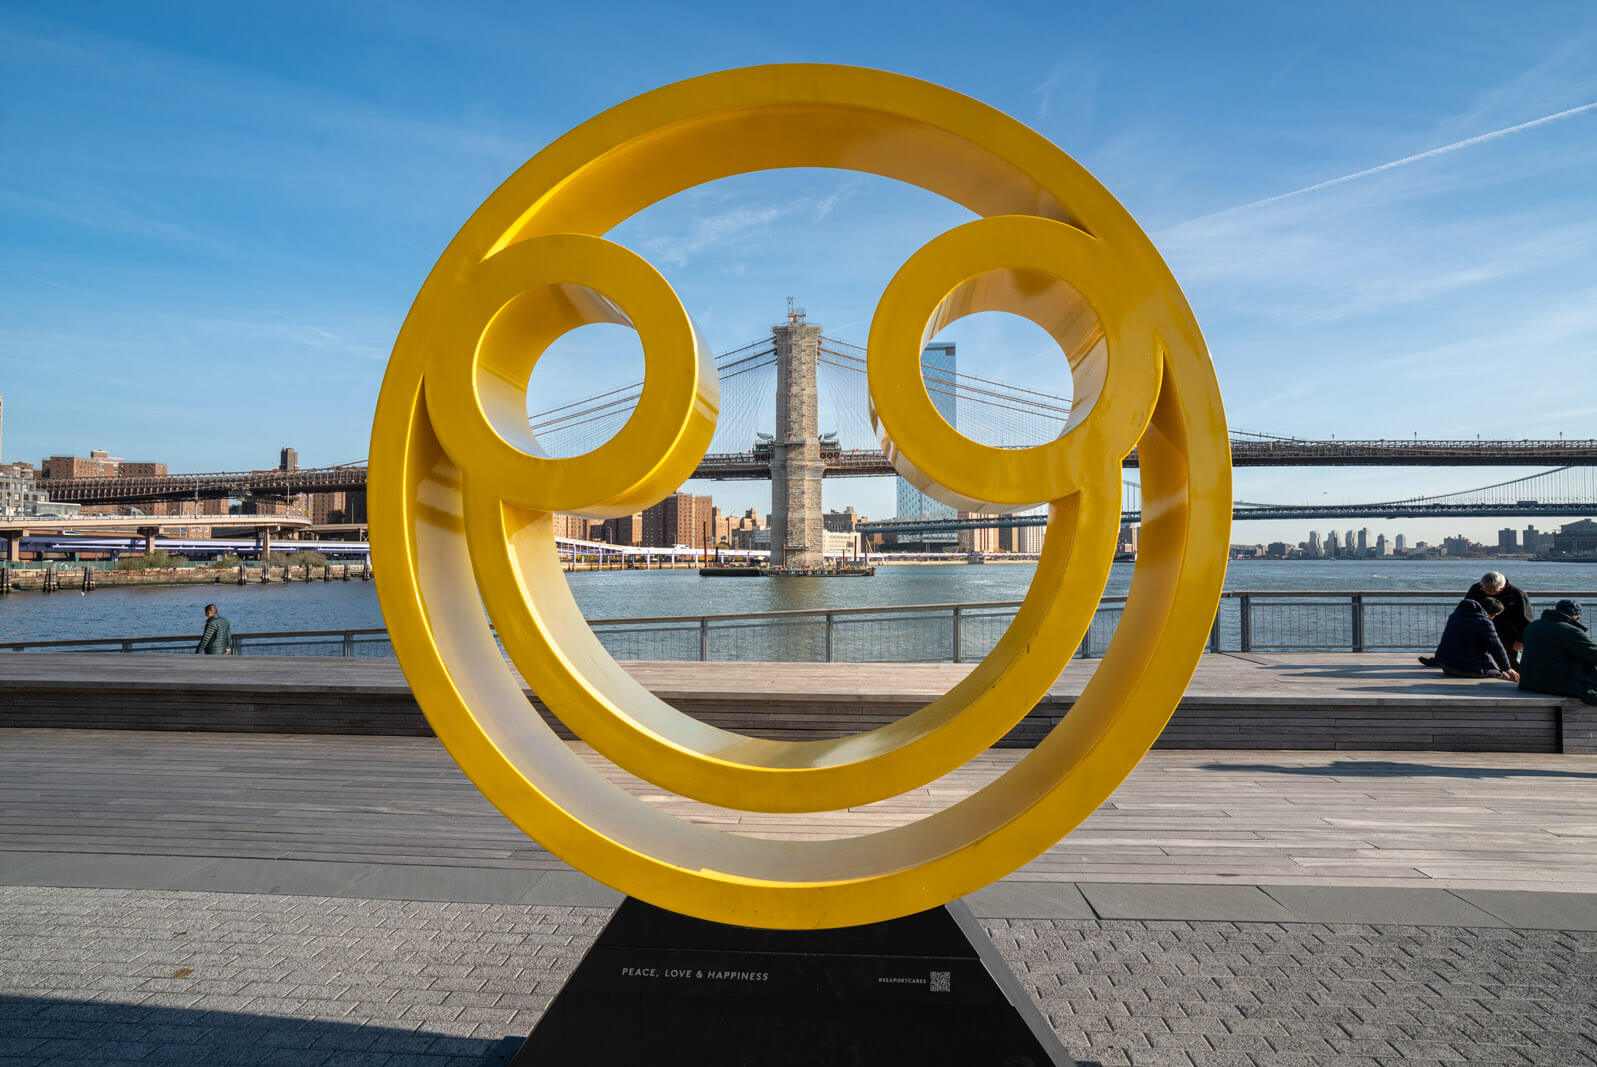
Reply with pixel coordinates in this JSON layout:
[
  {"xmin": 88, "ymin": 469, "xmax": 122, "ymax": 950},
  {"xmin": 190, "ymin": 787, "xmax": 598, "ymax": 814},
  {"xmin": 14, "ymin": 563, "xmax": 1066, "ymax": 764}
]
[
  {"xmin": 1, "ymin": 993, "xmax": 1107, "ymax": 1065},
  {"xmin": 1275, "ymin": 661, "xmax": 1531, "ymax": 686},
  {"xmin": 0, "ymin": 994, "xmax": 523, "ymax": 1065},
  {"xmin": 1201, "ymin": 759, "xmax": 1597, "ymax": 780}
]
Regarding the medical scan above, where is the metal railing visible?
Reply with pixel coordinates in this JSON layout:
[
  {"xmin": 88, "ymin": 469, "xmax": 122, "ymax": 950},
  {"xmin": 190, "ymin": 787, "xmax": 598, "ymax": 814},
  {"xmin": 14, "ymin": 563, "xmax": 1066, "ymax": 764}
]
[
  {"xmin": 0, "ymin": 627, "xmax": 396, "ymax": 657},
  {"xmin": 1215, "ymin": 590, "xmax": 1594, "ymax": 653},
  {"xmin": 4, "ymin": 590, "xmax": 1593, "ymax": 661}
]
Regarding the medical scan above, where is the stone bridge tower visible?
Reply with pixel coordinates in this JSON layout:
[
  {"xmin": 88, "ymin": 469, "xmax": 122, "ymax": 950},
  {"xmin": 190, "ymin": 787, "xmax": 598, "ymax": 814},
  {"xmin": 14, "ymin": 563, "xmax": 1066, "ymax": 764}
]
[{"xmin": 768, "ymin": 310, "xmax": 824, "ymax": 571}]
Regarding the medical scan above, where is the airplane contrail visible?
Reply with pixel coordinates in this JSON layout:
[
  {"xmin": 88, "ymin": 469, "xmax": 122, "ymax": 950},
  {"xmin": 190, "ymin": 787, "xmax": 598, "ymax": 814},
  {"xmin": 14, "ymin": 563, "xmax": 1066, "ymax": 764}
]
[{"xmin": 1189, "ymin": 99, "xmax": 1597, "ymax": 223}]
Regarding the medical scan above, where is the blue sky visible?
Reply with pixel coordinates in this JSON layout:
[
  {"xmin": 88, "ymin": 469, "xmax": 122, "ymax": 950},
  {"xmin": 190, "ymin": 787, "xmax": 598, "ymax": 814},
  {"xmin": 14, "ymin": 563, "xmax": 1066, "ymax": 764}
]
[{"xmin": 2, "ymin": 2, "xmax": 1594, "ymax": 544}]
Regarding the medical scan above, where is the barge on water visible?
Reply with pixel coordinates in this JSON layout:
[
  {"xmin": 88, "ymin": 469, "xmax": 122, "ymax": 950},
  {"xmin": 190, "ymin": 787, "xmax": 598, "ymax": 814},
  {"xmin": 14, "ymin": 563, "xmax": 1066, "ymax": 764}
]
[
  {"xmin": 697, "ymin": 564, "xmax": 877, "ymax": 578},
  {"xmin": 765, "ymin": 564, "xmax": 875, "ymax": 578}
]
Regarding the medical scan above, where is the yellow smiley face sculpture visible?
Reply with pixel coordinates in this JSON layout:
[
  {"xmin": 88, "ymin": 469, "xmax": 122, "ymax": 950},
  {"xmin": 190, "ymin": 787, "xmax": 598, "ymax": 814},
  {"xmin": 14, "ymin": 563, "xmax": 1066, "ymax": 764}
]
[{"xmin": 370, "ymin": 64, "xmax": 1231, "ymax": 930}]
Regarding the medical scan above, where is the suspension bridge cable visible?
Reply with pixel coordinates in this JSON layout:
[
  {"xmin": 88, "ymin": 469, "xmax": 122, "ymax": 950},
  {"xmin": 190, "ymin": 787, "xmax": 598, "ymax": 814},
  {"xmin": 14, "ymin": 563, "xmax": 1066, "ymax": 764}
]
[
  {"xmin": 819, "ymin": 351, "xmax": 1071, "ymax": 416},
  {"xmin": 816, "ymin": 358, "xmax": 1071, "ymax": 425},
  {"xmin": 820, "ymin": 337, "xmax": 1078, "ymax": 407},
  {"xmin": 1228, "ymin": 468, "xmax": 1590, "ymax": 511},
  {"xmin": 527, "ymin": 339, "xmax": 771, "ymax": 423},
  {"xmin": 1387, "ymin": 467, "xmax": 1580, "ymax": 505},
  {"xmin": 710, "ymin": 336, "xmax": 775, "ymax": 360},
  {"xmin": 531, "ymin": 391, "xmax": 640, "ymax": 427},
  {"xmin": 817, "ymin": 347, "xmax": 1073, "ymax": 415},
  {"xmin": 920, "ymin": 372, "xmax": 1071, "ymax": 419},
  {"xmin": 530, "ymin": 397, "xmax": 640, "ymax": 435},
  {"xmin": 527, "ymin": 380, "xmax": 644, "ymax": 420},
  {"xmin": 529, "ymin": 352, "xmax": 775, "ymax": 439}
]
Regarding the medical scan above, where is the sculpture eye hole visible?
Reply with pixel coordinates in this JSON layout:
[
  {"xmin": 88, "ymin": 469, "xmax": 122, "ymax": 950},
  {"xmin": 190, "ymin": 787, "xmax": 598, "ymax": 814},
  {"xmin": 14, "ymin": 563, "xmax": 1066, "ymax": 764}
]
[
  {"xmin": 922, "ymin": 311, "xmax": 1079, "ymax": 450},
  {"xmin": 525, "ymin": 323, "xmax": 647, "ymax": 460}
]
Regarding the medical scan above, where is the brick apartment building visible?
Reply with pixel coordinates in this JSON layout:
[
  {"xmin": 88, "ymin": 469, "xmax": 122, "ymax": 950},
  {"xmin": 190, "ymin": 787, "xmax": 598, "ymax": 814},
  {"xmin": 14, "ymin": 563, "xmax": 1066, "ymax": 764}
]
[
  {"xmin": 40, "ymin": 451, "xmax": 170, "ymax": 480},
  {"xmin": 643, "ymin": 492, "xmax": 713, "ymax": 549},
  {"xmin": 716, "ymin": 507, "xmax": 766, "ymax": 546},
  {"xmin": 957, "ymin": 514, "xmax": 1000, "ymax": 554},
  {"xmin": 42, "ymin": 451, "xmax": 122, "ymax": 479},
  {"xmin": 551, "ymin": 514, "xmax": 595, "ymax": 540},
  {"xmin": 602, "ymin": 513, "xmax": 644, "ymax": 547},
  {"xmin": 147, "ymin": 498, "xmax": 228, "ymax": 518}
]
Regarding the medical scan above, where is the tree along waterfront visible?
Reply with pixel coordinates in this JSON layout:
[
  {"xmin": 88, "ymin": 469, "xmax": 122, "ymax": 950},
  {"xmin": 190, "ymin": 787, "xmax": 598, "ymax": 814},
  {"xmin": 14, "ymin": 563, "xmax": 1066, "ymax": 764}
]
[{"xmin": 4, "ymin": 558, "xmax": 1597, "ymax": 650}]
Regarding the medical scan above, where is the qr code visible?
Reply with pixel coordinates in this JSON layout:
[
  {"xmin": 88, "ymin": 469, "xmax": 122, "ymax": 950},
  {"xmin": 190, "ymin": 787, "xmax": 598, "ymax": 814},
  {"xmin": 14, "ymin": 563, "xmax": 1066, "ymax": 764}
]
[{"xmin": 929, "ymin": 970, "xmax": 951, "ymax": 993}]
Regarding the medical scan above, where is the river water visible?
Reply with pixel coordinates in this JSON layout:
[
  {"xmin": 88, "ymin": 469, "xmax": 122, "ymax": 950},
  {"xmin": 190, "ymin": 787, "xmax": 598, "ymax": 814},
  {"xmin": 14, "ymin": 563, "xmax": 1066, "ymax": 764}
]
[{"xmin": 4, "ymin": 558, "xmax": 1596, "ymax": 649}]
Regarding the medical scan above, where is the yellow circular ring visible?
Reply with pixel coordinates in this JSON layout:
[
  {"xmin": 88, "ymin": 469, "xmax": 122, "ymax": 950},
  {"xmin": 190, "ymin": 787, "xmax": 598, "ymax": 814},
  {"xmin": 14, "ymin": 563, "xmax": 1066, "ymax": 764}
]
[
  {"xmin": 422, "ymin": 233, "xmax": 717, "ymax": 519},
  {"xmin": 869, "ymin": 214, "xmax": 1161, "ymax": 514},
  {"xmin": 370, "ymin": 63, "xmax": 1231, "ymax": 929}
]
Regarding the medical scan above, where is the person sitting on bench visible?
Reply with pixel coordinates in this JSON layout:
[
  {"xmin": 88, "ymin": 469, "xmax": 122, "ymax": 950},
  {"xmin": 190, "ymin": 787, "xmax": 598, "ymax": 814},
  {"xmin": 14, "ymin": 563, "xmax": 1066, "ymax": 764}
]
[
  {"xmin": 1419, "ymin": 597, "xmax": 1519, "ymax": 681},
  {"xmin": 1519, "ymin": 600, "xmax": 1597, "ymax": 706}
]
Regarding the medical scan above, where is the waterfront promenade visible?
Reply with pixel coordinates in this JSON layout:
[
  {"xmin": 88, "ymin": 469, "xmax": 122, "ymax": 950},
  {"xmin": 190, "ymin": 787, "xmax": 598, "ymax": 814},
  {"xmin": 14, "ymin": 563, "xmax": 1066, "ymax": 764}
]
[
  {"xmin": 2, "ymin": 730, "xmax": 1595, "ymax": 1065},
  {"xmin": 3, "ymin": 659, "xmax": 1596, "ymax": 1064}
]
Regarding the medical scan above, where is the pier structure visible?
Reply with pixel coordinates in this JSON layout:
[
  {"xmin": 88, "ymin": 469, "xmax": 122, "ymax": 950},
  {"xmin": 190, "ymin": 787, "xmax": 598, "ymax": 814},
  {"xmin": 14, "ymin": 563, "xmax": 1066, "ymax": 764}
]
[{"xmin": 768, "ymin": 309, "xmax": 826, "ymax": 571}]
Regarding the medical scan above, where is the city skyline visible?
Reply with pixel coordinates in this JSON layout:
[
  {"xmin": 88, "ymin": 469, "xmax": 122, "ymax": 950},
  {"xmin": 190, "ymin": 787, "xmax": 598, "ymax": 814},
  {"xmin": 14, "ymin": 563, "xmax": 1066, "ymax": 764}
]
[
  {"xmin": 13, "ymin": 436, "xmax": 1597, "ymax": 557},
  {"xmin": 2, "ymin": 4, "xmax": 1594, "ymax": 543}
]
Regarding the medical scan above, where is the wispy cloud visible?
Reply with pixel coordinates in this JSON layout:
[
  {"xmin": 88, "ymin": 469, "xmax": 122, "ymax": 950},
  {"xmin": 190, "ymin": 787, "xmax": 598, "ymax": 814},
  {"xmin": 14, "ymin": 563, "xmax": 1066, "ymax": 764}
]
[
  {"xmin": 641, "ymin": 205, "xmax": 792, "ymax": 268},
  {"xmin": 1188, "ymin": 100, "xmax": 1597, "ymax": 224},
  {"xmin": 1031, "ymin": 58, "xmax": 1099, "ymax": 123},
  {"xmin": 1442, "ymin": 28, "xmax": 1597, "ymax": 135},
  {"xmin": 1533, "ymin": 404, "xmax": 1597, "ymax": 423},
  {"xmin": 1298, "ymin": 221, "xmax": 1597, "ymax": 322},
  {"xmin": 0, "ymin": 186, "xmax": 203, "ymax": 248},
  {"xmin": 0, "ymin": 21, "xmax": 538, "ymax": 189},
  {"xmin": 635, "ymin": 187, "xmax": 856, "ymax": 269},
  {"xmin": 1348, "ymin": 283, "xmax": 1597, "ymax": 425},
  {"xmin": 1163, "ymin": 200, "xmax": 1597, "ymax": 326}
]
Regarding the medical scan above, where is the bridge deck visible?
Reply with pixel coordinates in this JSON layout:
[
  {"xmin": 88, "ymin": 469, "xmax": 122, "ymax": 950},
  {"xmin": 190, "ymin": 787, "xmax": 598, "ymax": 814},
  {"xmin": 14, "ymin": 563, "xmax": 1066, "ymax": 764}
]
[
  {"xmin": 33, "ymin": 439, "xmax": 1597, "ymax": 503},
  {"xmin": 1, "ymin": 651, "xmax": 1589, "ymax": 754}
]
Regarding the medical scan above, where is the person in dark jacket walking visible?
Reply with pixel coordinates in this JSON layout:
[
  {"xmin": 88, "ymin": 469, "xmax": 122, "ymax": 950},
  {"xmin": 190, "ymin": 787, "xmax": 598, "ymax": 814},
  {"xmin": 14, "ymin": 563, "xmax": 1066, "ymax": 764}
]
[
  {"xmin": 1466, "ymin": 571, "xmax": 1533, "ymax": 668},
  {"xmin": 1419, "ymin": 597, "xmax": 1517, "ymax": 680},
  {"xmin": 1519, "ymin": 600, "xmax": 1597, "ymax": 706},
  {"xmin": 195, "ymin": 604, "xmax": 232, "ymax": 655}
]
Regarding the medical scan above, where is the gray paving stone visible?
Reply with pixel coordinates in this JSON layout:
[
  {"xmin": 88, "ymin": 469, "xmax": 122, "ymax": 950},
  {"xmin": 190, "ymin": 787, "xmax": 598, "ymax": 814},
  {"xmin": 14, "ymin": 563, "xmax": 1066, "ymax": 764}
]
[
  {"xmin": 172, "ymin": 858, "xmax": 375, "ymax": 897},
  {"xmin": 1450, "ymin": 889, "xmax": 1597, "ymax": 931},
  {"xmin": 0, "ymin": 853, "xmax": 64, "ymax": 879},
  {"xmin": 4, "ymin": 887, "xmax": 1596, "ymax": 1065},
  {"xmin": 340, "ymin": 866, "xmax": 540, "ymax": 905},
  {"xmin": 1079, "ymin": 884, "xmax": 1296, "ymax": 922},
  {"xmin": 1259, "ymin": 887, "xmax": 1507, "ymax": 928},
  {"xmin": 2, "ymin": 854, "xmax": 218, "ymax": 891},
  {"xmin": 513, "ymin": 870, "xmax": 622, "ymax": 908},
  {"xmin": 968, "ymin": 880, "xmax": 1096, "ymax": 919}
]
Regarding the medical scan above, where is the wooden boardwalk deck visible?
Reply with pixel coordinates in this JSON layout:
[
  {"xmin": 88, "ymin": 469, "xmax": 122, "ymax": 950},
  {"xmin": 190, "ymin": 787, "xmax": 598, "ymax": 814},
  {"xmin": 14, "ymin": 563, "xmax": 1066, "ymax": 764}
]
[
  {"xmin": 1, "ymin": 651, "xmax": 1590, "ymax": 752},
  {"xmin": 3, "ymin": 728, "xmax": 1594, "ymax": 894}
]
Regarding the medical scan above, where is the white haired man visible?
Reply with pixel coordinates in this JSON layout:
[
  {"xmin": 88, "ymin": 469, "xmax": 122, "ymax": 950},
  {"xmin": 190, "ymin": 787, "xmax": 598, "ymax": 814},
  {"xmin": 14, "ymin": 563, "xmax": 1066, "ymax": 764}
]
[{"xmin": 1465, "ymin": 571, "xmax": 1532, "ymax": 670}]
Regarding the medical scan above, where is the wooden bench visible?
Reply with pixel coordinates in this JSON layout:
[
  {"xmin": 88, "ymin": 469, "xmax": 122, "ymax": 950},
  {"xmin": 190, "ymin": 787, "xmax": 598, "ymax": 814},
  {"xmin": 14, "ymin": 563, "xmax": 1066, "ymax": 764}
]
[{"xmin": 0, "ymin": 652, "xmax": 1586, "ymax": 753}]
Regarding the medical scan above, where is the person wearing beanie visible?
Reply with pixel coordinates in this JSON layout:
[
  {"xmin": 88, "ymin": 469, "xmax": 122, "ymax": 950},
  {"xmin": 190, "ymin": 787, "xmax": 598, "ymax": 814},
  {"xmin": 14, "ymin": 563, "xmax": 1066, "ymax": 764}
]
[{"xmin": 1518, "ymin": 600, "xmax": 1597, "ymax": 706}]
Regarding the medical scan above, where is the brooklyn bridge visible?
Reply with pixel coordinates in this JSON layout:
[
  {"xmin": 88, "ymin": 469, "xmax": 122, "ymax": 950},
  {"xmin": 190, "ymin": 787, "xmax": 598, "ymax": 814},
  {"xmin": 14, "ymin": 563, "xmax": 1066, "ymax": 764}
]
[{"xmin": 34, "ymin": 316, "xmax": 1597, "ymax": 558}]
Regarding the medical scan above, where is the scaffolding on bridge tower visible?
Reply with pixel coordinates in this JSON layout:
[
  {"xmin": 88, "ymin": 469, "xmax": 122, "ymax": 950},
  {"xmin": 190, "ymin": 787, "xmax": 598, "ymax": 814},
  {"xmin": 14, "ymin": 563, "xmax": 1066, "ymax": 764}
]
[{"xmin": 767, "ymin": 302, "xmax": 828, "ymax": 573}]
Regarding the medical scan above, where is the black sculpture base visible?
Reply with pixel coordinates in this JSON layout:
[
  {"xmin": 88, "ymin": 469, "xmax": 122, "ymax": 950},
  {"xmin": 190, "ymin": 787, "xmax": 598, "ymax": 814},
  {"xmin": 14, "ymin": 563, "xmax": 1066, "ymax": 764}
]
[{"xmin": 510, "ymin": 896, "xmax": 1074, "ymax": 1066}]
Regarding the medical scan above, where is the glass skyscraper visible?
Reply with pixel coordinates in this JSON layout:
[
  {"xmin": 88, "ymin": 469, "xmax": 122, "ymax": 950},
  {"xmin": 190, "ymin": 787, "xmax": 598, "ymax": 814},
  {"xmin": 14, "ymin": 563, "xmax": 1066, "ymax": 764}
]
[{"xmin": 895, "ymin": 342, "xmax": 958, "ymax": 545}]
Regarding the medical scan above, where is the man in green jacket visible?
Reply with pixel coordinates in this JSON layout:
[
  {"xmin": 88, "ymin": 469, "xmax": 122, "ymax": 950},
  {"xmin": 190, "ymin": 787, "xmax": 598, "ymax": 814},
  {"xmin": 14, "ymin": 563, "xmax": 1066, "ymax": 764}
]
[
  {"xmin": 1518, "ymin": 600, "xmax": 1597, "ymax": 706},
  {"xmin": 195, "ymin": 603, "xmax": 232, "ymax": 655}
]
